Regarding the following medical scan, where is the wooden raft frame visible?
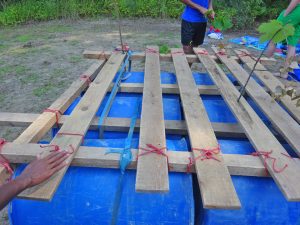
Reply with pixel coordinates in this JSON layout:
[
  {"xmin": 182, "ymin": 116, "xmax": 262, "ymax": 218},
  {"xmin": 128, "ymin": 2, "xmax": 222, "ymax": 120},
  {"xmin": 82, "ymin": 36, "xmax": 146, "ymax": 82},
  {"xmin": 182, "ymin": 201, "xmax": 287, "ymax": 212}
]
[{"xmin": 0, "ymin": 46, "xmax": 299, "ymax": 209}]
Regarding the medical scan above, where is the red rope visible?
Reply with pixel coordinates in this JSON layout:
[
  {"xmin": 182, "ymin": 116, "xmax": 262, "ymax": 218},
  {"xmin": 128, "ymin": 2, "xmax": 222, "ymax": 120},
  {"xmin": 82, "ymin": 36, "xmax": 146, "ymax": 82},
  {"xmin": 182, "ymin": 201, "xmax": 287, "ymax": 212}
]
[
  {"xmin": 186, "ymin": 145, "xmax": 221, "ymax": 173},
  {"xmin": 238, "ymin": 51, "xmax": 262, "ymax": 63},
  {"xmin": 251, "ymin": 150, "xmax": 288, "ymax": 175},
  {"xmin": 57, "ymin": 132, "xmax": 85, "ymax": 145},
  {"xmin": 217, "ymin": 51, "xmax": 227, "ymax": 56},
  {"xmin": 115, "ymin": 44, "xmax": 130, "ymax": 52},
  {"xmin": 171, "ymin": 50, "xmax": 184, "ymax": 55},
  {"xmin": 39, "ymin": 144, "xmax": 75, "ymax": 154},
  {"xmin": 0, "ymin": 138, "xmax": 13, "ymax": 181},
  {"xmin": 137, "ymin": 144, "xmax": 170, "ymax": 170},
  {"xmin": 146, "ymin": 48, "xmax": 159, "ymax": 54},
  {"xmin": 195, "ymin": 50, "xmax": 209, "ymax": 55},
  {"xmin": 43, "ymin": 108, "xmax": 62, "ymax": 127},
  {"xmin": 80, "ymin": 74, "xmax": 92, "ymax": 86}
]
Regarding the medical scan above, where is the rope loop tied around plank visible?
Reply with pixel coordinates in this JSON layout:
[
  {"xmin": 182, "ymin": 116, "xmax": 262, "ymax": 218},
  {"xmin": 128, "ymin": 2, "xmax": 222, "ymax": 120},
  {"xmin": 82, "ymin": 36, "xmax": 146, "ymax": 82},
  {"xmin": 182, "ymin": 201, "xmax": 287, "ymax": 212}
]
[
  {"xmin": 57, "ymin": 132, "xmax": 85, "ymax": 145},
  {"xmin": 146, "ymin": 48, "xmax": 159, "ymax": 54},
  {"xmin": 250, "ymin": 150, "xmax": 288, "ymax": 175},
  {"xmin": 217, "ymin": 50, "xmax": 227, "ymax": 56},
  {"xmin": 43, "ymin": 108, "xmax": 62, "ymax": 128},
  {"xmin": 195, "ymin": 49, "xmax": 209, "ymax": 55},
  {"xmin": 137, "ymin": 144, "xmax": 171, "ymax": 170},
  {"xmin": 39, "ymin": 144, "xmax": 75, "ymax": 155},
  {"xmin": 186, "ymin": 145, "xmax": 221, "ymax": 173},
  {"xmin": 80, "ymin": 74, "xmax": 92, "ymax": 86},
  {"xmin": 171, "ymin": 50, "xmax": 185, "ymax": 55},
  {"xmin": 0, "ymin": 138, "xmax": 13, "ymax": 181},
  {"xmin": 237, "ymin": 50, "xmax": 262, "ymax": 63},
  {"xmin": 114, "ymin": 44, "xmax": 130, "ymax": 53}
]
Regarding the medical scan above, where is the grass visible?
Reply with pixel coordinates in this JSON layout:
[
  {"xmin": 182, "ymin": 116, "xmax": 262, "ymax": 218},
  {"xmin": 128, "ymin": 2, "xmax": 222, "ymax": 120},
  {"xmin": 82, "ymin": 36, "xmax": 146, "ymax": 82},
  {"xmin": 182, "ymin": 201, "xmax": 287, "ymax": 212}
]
[
  {"xmin": 0, "ymin": 95, "xmax": 4, "ymax": 103},
  {"xmin": 46, "ymin": 24, "xmax": 73, "ymax": 33},
  {"xmin": 20, "ymin": 73, "xmax": 38, "ymax": 84},
  {"xmin": 16, "ymin": 34, "xmax": 33, "ymax": 42},
  {"xmin": 33, "ymin": 83, "xmax": 54, "ymax": 97},
  {"xmin": 69, "ymin": 55, "xmax": 82, "ymax": 63}
]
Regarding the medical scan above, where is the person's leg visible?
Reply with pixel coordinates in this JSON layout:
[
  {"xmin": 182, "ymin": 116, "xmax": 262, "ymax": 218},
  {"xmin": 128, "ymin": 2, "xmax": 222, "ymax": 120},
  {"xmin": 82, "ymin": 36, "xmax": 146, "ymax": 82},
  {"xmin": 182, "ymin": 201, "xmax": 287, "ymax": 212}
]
[
  {"xmin": 181, "ymin": 20, "xmax": 194, "ymax": 54},
  {"xmin": 266, "ymin": 41, "xmax": 276, "ymax": 57},
  {"xmin": 192, "ymin": 22, "xmax": 207, "ymax": 48}
]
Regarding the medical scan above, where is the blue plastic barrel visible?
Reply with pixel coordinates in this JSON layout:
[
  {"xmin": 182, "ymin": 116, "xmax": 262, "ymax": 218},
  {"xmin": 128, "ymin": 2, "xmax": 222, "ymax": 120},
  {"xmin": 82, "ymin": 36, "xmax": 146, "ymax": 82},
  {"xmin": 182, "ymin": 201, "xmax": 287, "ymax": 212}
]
[{"xmin": 9, "ymin": 71, "xmax": 195, "ymax": 225}]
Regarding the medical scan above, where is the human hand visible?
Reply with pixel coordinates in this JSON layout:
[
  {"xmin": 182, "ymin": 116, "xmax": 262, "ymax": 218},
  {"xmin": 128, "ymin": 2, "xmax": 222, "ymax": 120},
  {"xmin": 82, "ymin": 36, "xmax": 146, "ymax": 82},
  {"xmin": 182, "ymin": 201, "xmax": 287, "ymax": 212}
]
[
  {"xmin": 16, "ymin": 151, "xmax": 69, "ymax": 188},
  {"xmin": 209, "ymin": 10, "xmax": 215, "ymax": 20}
]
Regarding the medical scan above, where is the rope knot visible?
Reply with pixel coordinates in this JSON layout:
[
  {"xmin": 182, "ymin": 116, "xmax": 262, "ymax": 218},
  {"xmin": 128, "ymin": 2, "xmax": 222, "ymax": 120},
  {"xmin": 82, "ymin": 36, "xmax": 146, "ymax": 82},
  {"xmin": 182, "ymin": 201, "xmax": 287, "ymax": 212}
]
[
  {"xmin": 146, "ymin": 48, "xmax": 159, "ymax": 54},
  {"xmin": 43, "ymin": 108, "xmax": 62, "ymax": 127},
  {"xmin": 187, "ymin": 145, "xmax": 221, "ymax": 173},
  {"xmin": 0, "ymin": 138, "xmax": 13, "ymax": 181},
  {"xmin": 195, "ymin": 50, "xmax": 209, "ymax": 55},
  {"xmin": 137, "ymin": 144, "xmax": 170, "ymax": 170},
  {"xmin": 251, "ymin": 150, "xmax": 288, "ymax": 174},
  {"xmin": 80, "ymin": 74, "xmax": 92, "ymax": 86}
]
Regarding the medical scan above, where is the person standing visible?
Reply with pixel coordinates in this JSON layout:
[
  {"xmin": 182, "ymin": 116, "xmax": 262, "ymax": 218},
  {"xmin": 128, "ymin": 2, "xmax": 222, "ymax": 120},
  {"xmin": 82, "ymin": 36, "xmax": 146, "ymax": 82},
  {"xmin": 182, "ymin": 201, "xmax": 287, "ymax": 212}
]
[
  {"xmin": 180, "ymin": 0, "xmax": 215, "ymax": 54},
  {"xmin": 266, "ymin": 0, "xmax": 300, "ymax": 78}
]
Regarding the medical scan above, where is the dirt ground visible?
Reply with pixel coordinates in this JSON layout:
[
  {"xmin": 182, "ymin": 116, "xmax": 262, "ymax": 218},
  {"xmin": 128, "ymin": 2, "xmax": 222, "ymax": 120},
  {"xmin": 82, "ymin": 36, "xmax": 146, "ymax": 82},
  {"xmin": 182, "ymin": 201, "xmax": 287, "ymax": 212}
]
[{"xmin": 0, "ymin": 17, "xmax": 294, "ymax": 224}]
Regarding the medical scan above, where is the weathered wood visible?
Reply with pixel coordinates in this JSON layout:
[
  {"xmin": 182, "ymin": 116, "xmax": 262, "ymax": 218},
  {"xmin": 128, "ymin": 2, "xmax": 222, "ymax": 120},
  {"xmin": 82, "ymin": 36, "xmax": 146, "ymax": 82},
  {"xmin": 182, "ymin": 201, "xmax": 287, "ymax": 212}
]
[
  {"xmin": 3, "ymin": 142, "xmax": 292, "ymax": 177},
  {"xmin": 0, "ymin": 112, "xmax": 246, "ymax": 138},
  {"xmin": 83, "ymin": 50, "xmax": 276, "ymax": 65},
  {"xmin": 196, "ymin": 47, "xmax": 300, "ymax": 201},
  {"xmin": 136, "ymin": 46, "xmax": 169, "ymax": 192},
  {"xmin": 212, "ymin": 47, "xmax": 300, "ymax": 156},
  {"xmin": 14, "ymin": 61, "xmax": 106, "ymax": 144},
  {"xmin": 0, "ymin": 167, "xmax": 10, "ymax": 186},
  {"xmin": 18, "ymin": 52, "xmax": 125, "ymax": 200},
  {"xmin": 172, "ymin": 49, "xmax": 240, "ymax": 209},
  {"xmin": 235, "ymin": 49, "xmax": 300, "ymax": 124}
]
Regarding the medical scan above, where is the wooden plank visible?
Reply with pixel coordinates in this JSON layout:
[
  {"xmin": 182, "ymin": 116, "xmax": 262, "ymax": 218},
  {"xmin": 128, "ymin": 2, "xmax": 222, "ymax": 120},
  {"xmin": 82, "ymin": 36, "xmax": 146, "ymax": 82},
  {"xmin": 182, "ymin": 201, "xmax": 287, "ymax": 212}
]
[
  {"xmin": 14, "ymin": 61, "xmax": 106, "ymax": 144},
  {"xmin": 83, "ymin": 50, "xmax": 276, "ymax": 65},
  {"xmin": 171, "ymin": 49, "xmax": 240, "ymax": 209},
  {"xmin": 18, "ymin": 52, "xmax": 126, "ymax": 200},
  {"xmin": 235, "ymin": 49, "xmax": 300, "ymax": 124},
  {"xmin": 0, "ymin": 112, "xmax": 246, "ymax": 138},
  {"xmin": 195, "ymin": 47, "xmax": 300, "ymax": 201},
  {"xmin": 212, "ymin": 47, "xmax": 300, "ymax": 156},
  {"xmin": 5, "ymin": 142, "xmax": 300, "ymax": 177},
  {"xmin": 136, "ymin": 46, "xmax": 169, "ymax": 192},
  {"xmin": 0, "ymin": 167, "xmax": 10, "ymax": 186}
]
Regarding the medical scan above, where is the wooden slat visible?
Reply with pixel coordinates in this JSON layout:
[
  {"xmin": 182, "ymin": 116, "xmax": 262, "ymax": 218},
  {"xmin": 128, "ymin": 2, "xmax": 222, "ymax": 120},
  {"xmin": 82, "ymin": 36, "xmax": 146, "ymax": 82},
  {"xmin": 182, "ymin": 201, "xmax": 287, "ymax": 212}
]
[
  {"xmin": 83, "ymin": 50, "xmax": 276, "ymax": 65},
  {"xmin": 212, "ymin": 47, "xmax": 300, "ymax": 156},
  {"xmin": 235, "ymin": 49, "xmax": 300, "ymax": 123},
  {"xmin": 195, "ymin": 47, "xmax": 300, "ymax": 201},
  {"xmin": 136, "ymin": 46, "xmax": 169, "ymax": 192},
  {"xmin": 0, "ymin": 112, "xmax": 246, "ymax": 138},
  {"xmin": 14, "ymin": 61, "xmax": 106, "ymax": 144},
  {"xmin": 0, "ymin": 142, "xmax": 281, "ymax": 177},
  {"xmin": 171, "ymin": 49, "xmax": 240, "ymax": 209},
  {"xmin": 18, "ymin": 52, "xmax": 125, "ymax": 200}
]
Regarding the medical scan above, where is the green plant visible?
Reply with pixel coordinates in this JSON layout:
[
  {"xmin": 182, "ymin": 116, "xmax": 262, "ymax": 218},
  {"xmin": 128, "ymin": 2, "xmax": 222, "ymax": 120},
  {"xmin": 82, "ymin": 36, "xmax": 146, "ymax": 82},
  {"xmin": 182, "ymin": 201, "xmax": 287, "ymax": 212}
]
[
  {"xmin": 205, "ymin": 9, "xmax": 233, "ymax": 31},
  {"xmin": 159, "ymin": 44, "xmax": 170, "ymax": 54}
]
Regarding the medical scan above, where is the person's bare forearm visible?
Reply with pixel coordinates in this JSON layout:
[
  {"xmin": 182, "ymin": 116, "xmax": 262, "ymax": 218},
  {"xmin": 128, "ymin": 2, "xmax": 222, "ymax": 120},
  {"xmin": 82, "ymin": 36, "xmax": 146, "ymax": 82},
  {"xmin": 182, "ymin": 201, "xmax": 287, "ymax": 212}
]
[
  {"xmin": 181, "ymin": 0, "xmax": 207, "ymax": 14},
  {"xmin": 0, "ymin": 177, "xmax": 30, "ymax": 210},
  {"xmin": 285, "ymin": 0, "xmax": 300, "ymax": 16}
]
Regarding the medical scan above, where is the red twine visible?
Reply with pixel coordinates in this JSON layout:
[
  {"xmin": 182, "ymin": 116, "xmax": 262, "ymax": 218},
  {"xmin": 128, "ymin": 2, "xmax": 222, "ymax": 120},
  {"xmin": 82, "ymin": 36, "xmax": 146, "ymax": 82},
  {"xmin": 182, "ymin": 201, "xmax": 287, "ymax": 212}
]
[
  {"xmin": 80, "ymin": 74, "xmax": 92, "ymax": 86},
  {"xmin": 146, "ymin": 48, "xmax": 159, "ymax": 54},
  {"xmin": 251, "ymin": 150, "xmax": 288, "ymax": 175},
  {"xmin": 171, "ymin": 50, "xmax": 184, "ymax": 55},
  {"xmin": 186, "ymin": 145, "xmax": 221, "ymax": 173},
  {"xmin": 0, "ymin": 138, "xmax": 13, "ymax": 181},
  {"xmin": 39, "ymin": 144, "xmax": 75, "ymax": 155},
  {"xmin": 57, "ymin": 132, "xmax": 85, "ymax": 145},
  {"xmin": 195, "ymin": 50, "xmax": 209, "ymax": 55},
  {"xmin": 44, "ymin": 108, "xmax": 62, "ymax": 127},
  {"xmin": 217, "ymin": 51, "xmax": 227, "ymax": 56},
  {"xmin": 115, "ymin": 44, "xmax": 130, "ymax": 52},
  {"xmin": 137, "ymin": 144, "xmax": 170, "ymax": 170}
]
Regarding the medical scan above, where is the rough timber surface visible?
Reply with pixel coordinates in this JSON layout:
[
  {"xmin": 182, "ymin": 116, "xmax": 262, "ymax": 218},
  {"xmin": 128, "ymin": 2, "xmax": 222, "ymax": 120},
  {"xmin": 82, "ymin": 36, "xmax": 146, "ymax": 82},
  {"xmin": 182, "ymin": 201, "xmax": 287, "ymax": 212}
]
[
  {"xmin": 171, "ymin": 49, "xmax": 240, "ymax": 209},
  {"xmin": 14, "ymin": 62, "xmax": 105, "ymax": 144},
  {"xmin": 212, "ymin": 47, "xmax": 300, "ymax": 156},
  {"xmin": 3, "ymin": 142, "xmax": 300, "ymax": 177},
  {"xmin": 0, "ymin": 112, "xmax": 246, "ymax": 138},
  {"xmin": 135, "ymin": 46, "xmax": 169, "ymax": 192},
  {"xmin": 18, "ymin": 52, "xmax": 125, "ymax": 200},
  {"xmin": 195, "ymin": 47, "xmax": 300, "ymax": 202},
  {"xmin": 235, "ymin": 49, "xmax": 300, "ymax": 124}
]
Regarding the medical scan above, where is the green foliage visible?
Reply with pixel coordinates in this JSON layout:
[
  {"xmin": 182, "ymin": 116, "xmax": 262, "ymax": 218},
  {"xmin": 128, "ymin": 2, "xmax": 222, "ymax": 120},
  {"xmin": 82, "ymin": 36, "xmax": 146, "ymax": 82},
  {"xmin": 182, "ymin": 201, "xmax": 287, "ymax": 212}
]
[
  {"xmin": 258, "ymin": 20, "xmax": 295, "ymax": 43},
  {"xmin": 206, "ymin": 9, "xmax": 232, "ymax": 31},
  {"xmin": 159, "ymin": 44, "xmax": 170, "ymax": 54},
  {"xmin": 0, "ymin": 0, "xmax": 291, "ymax": 28}
]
